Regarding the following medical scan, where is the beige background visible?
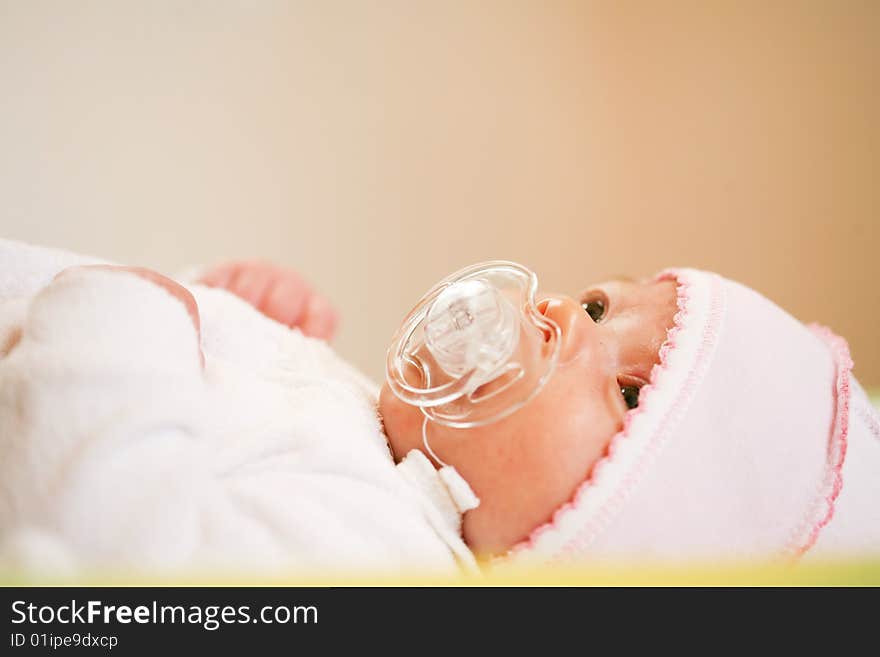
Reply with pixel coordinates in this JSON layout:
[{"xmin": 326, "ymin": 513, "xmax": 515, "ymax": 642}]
[{"xmin": 1, "ymin": 1, "xmax": 877, "ymax": 384}]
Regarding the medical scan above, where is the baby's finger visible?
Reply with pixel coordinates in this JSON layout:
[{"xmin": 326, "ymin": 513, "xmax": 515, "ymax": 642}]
[
  {"xmin": 197, "ymin": 262, "xmax": 238, "ymax": 289},
  {"xmin": 260, "ymin": 273, "xmax": 310, "ymax": 328},
  {"xmin": 298, "ymin": 293, "xmax": 339, "ymax": 341},
  {"xmin": 227, "ymin": 262, "xmax": 277, "ymax": 308}
]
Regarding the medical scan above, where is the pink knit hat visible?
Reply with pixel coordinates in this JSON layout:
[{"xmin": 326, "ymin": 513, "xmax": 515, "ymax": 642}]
[{"xmin": 504, "ymin": 268, "xmax": 880, "ymax": 566}]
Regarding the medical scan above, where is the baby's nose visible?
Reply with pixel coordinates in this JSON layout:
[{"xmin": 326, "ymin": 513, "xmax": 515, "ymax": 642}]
[{"xmin": 538, "ymin": 294, "xmax": 597, "ymax": 364}]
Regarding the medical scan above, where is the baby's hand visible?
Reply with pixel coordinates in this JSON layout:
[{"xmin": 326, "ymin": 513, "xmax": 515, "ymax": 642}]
[{"xmin": 197, "ymin": 261, "xmax": 338, "ymax": 341}]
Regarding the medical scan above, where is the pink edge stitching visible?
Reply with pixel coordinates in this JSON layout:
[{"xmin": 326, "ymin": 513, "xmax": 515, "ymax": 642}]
[
  {"xmin": 789, "ymin": 324, "xmax": 853, "ymax": 558},
  {"xmin": 504, "ymin": 268, "xmax": 714, "ymax": 561}
]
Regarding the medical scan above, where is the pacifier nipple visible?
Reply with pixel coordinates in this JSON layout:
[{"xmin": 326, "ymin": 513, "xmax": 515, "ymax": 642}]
[{"xmin": 423, "ymin": 278, "xmax": 520, "ymax": 385}]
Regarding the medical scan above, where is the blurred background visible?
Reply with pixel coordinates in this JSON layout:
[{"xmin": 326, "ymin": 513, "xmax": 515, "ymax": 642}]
[{"xmin": 1, "ymin": 0, "xmax": 877, "ymax": 384}]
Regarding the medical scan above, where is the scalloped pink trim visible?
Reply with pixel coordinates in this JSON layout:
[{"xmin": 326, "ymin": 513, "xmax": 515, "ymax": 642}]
[
  {"xmin": 787, "ymin": 324, "xmax": 853, "ymax": 557},
  {"xmin": 505, "ymin": 268, "xmax": 718, "ymax": 560}
]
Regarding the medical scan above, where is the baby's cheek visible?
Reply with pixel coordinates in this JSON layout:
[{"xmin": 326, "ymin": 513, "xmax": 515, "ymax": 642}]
[{"xmin": 458, "ymin": 372, "xmax": 620, "ymax": 557}]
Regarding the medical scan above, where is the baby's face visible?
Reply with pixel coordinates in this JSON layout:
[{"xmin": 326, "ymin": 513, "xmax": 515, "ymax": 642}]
[{"xmin": 379, "ymin": 277, "xmax": 678, "ymax": 558}]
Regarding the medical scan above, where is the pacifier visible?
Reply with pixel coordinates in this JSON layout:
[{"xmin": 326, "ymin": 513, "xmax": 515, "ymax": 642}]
[{"xmin": 386, "ymin": 261, "xmax": 562, "ymax": 430}]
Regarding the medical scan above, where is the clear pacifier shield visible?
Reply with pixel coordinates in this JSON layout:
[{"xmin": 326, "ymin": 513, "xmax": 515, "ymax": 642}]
[{"xmin": 385, "ymin": 261, "xmax": 562, "ymax": 428}]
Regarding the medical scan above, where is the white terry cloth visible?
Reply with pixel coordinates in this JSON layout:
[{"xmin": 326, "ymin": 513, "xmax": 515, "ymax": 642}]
[
  {"xmin": 0, "ymin": 239, "xmax": 474, "ymax": 577},
  {"xmin": 395, "ymin": 450, "xmax": 480, "ymax": 574}
]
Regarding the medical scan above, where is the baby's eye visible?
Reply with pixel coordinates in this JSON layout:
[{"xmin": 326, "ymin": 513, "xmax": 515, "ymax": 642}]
[
  {"xmin": 581, "ymin": 292, "xmax": 607, "ymax": 323},
  {"xmin": 620, "ymin": 385, "xmax": 640, "ymax": 410}
]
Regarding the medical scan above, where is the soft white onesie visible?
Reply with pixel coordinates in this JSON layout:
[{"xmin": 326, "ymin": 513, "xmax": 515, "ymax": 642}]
[{"xmin": 0, "ymin": 239, "xmax": 477, "ymax": 577}]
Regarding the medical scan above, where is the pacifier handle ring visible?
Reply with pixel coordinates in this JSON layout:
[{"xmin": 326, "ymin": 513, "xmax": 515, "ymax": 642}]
[{"xmin": 421, "ymin": 416, "xmax": 449, "ymax": 468}]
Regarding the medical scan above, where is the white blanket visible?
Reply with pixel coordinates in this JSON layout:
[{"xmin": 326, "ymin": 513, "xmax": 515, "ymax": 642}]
[{"xmin": 0, "ymin": 239, "xmax": 474, "ymax": 577}]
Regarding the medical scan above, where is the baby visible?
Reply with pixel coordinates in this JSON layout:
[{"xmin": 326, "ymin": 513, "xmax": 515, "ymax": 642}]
[
  {"xmin": 204, "ymin": 259, "xmax": 880, "ymax": 565},
  {"xmin": 0, "ymin": 240, "xmax": 878, "ymax": 576}
]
